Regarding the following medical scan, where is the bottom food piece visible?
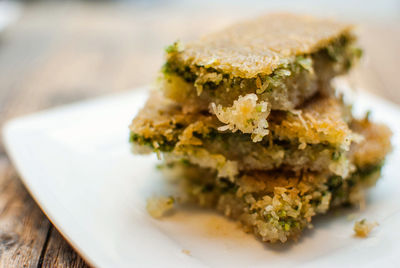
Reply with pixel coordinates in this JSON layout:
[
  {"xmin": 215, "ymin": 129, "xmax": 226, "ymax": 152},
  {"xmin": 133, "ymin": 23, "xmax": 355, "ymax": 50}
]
[{"xmin": 160, "ymin": 162, "xmax": 384, "ymax": 243}]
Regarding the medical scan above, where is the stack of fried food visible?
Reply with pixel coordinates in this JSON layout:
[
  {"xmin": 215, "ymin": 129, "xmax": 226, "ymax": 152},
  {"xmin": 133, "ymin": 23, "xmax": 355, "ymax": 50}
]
[{"xmin": 129, "ymin": 13, "xmax": 392, "ymax": 243}]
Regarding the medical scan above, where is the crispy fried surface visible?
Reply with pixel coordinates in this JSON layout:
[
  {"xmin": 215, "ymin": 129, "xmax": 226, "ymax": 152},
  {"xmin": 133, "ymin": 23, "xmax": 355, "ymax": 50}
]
[
  {"xmin": 269, "ymin": 95, "xmax": 354, "ymax": 148},
  {"xmin": 129, "ymin": 92, "xmax": 218, "ymax": 143},
  {"xmin": 130, "ymin": 91, "xmax": 354, "ymax": 147},
  {"xmin": 163, "ymin": 161, "xmax": 382, "ymax": 243},
  {"xmin": 172, "ymin": 13, "xmax": 352, "ymax": 78},
  {"xmin": 350, "ymin": 117, "xmax": 392, "ymax": 168},
  {"xmin": 130, "ymin": 91, "xmax": 391, "ymax": 179}
]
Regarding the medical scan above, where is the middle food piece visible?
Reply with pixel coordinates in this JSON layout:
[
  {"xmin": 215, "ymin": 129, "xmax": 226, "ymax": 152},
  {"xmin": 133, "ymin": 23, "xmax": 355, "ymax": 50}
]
[{"xmin": 131, "ymin": 91, "xmax": 367, "ymax": 181}]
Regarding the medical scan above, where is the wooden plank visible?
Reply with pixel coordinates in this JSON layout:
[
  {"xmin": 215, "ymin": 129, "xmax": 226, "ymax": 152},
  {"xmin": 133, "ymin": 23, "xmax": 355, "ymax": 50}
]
[
  {"xmin": 40, "ymin": 227, "xmax": 90, "ymax": 268},
  {"xmin": 0, "ymin": 158, "xmax": 50, "ymax": 267},
  {"xmin": 0, "ymin": 159, "xmax": 90, "ymax": 267}
]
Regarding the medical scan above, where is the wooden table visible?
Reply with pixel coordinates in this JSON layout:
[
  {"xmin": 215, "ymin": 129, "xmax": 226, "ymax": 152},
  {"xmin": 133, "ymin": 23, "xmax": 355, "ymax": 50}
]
[{"xmin": 0, "ymin": 2, "xmax": 398, "ymax": 267}]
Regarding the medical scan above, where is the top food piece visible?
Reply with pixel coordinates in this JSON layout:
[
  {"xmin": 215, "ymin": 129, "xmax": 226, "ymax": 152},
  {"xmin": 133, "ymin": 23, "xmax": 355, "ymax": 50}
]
[
  {"xmin": 162, "ymin": 13, "xmax": 361, "ymax": 112},
  {"xmin": 169, "ymin": 13, "xmax": 354, "ymax": 77}
]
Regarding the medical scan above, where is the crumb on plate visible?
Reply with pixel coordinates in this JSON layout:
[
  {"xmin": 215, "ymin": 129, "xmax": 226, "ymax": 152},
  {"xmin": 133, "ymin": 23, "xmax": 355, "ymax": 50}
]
[
  {"xmin": 146, "ymin": 196, "xmax": 175, "ymax": 219},
  {"xmin": 182, "ymin": 249, "xmax": 191, "ymax": 256},
  {"xmin": 354, "ymin": 219, "xmax": 378, "ymax": 237}
]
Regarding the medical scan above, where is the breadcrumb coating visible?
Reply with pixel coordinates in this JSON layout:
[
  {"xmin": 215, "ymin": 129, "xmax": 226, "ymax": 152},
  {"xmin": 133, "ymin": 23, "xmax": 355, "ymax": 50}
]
[
  {"xmin": 173, "ymin": 13, "xmax": 353, "ymax": 78},
  {"xmin": 146, "ymin": 196, "xmax": 175, "ymax": 219},
  {"xmin": 130, "ymin": 91, "xmax": 355, "ymax": 149},
  {"xmin": 354, "ymin": 219, "xmax": 378, "ymax": 237},
  {"xmin": 130, "ymin": 92, "xmax": 391, "ymax": 179},
  {"xmin": 159, "ymin": 161, "xmax": 383, "ymax": 242},
  {"xmin": 211, "ymin": 94, "xmax": 270, "ymax": 142},
  {"xmin": 350, "ymin": 117, "xmax": 392, "ymax": 168},
  {"xmin": 269, "ymin": 95, "xmax": 359, "ymax": 149}
]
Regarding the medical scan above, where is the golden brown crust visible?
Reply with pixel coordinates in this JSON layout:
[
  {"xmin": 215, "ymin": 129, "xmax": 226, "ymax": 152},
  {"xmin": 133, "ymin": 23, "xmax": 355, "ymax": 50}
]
[
  {"xmin": 130, "ymin": 91, "xmax": 354, "ymax": 148},
  {"xmin": 269, "ymin": 95, "xmax": 353, "ymax": 147},
  {"xmin": 350, "ymin": 118, "xmax": 392, "ymax": 167},
  {"xmin": 130, "ymin": 91, "xmax": 218, "ymax": 142},
  {"xmin": 174, "ymin": 13, "xmax": 352, "ymax": 78}
]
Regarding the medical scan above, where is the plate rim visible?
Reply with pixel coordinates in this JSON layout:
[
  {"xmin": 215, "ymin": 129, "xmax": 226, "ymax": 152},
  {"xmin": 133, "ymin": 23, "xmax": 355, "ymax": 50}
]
[{"xmin": 1, "ymin": 88, "xmax": 150, "ymax": 268}]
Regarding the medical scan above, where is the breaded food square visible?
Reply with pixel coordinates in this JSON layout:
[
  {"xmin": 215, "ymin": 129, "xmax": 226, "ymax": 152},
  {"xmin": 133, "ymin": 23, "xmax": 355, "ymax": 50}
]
[
  {"xmin": 162, "ymin": 13, "xmax": 362, "ymax": 114},
  {"xmin": 129, "ymin": 91, "xmax": 390, "ymax": 181},
  {"xmin": 128, "ymin": 12, "xmax": 392, "ymax": 244}
]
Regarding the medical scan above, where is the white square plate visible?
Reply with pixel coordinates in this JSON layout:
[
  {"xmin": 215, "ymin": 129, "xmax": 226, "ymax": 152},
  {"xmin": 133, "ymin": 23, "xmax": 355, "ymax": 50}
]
[{"xmin": 2, "ymin": 87, "xmax": 400, "ymax": 268}]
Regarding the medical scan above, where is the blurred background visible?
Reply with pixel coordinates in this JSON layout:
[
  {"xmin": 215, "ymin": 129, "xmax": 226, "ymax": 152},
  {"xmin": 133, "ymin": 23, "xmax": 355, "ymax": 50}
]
[
  {"xmin": 0, "ymin": 0, "xmax": 399, "ymax": 129},
  {"xmin": 0, "ymin": 0, "xmax": 398, "ymax": 266}
]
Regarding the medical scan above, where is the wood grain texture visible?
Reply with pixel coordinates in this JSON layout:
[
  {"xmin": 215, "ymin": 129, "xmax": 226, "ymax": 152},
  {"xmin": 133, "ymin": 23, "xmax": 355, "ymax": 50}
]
[
  {"xmin": 40, "ymin": 227, "xmax": 90, "ymax": 268},
  {"xmin": 0, "ymin": 1, "xmax": 398, "ymax": 267},
  {"xmin": 0, "ymin": 158, "xmax": 50, "ymax": 267}
]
